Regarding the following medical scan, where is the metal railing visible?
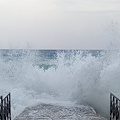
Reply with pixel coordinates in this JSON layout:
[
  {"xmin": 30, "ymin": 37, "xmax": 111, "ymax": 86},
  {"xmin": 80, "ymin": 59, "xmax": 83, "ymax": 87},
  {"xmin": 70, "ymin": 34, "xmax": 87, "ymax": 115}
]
[
  {"xmin": 0, "ymin": 93, "xmax": 11, "ymax": 120},
  {"xmin": 110, "ymin": 93, "xmax": 120, "ymax": 120}
]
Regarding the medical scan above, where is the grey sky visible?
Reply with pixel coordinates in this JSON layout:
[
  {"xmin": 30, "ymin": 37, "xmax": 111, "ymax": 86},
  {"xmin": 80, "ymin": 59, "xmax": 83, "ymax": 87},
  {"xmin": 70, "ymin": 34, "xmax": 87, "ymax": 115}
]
[{"xmin": 0, "ymin": 0, "xmax": 120, "ymax": 49}]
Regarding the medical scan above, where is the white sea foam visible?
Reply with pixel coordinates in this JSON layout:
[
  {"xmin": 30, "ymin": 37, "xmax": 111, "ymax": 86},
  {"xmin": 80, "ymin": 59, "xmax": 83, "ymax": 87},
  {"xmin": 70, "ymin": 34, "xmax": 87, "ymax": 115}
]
[{"xmin": 0, "ymin": 50, "xmax": 120, "ymax": 119}]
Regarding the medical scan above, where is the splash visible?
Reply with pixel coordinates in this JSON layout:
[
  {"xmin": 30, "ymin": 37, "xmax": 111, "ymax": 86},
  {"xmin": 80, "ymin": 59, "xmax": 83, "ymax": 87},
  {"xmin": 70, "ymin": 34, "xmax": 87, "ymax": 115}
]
[{"xmin": 0, "ymin": 49, "xmax": 120, "ymax": 119}]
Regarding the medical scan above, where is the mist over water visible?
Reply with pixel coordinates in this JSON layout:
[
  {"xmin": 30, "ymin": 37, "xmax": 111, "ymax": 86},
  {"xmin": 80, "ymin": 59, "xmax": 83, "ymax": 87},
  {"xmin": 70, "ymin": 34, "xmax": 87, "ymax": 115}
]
[{"xmin": 0, "ymin": 49, "xmax": 120, "ymax": 119}]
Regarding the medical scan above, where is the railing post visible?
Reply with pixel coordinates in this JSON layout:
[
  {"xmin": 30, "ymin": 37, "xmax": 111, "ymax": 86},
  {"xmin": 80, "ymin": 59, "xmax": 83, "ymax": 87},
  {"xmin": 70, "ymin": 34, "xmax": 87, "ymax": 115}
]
[
  {"xmin": 9, "ymin": 93, "xmax": 11, "ymax": 120},
  {"xmin": 110, "ymin": 93, "xmax": 120, "ymax": 120},
  {"xmin": 1, "ymin": 96, "xmax": 4, "ymax": 120},
  {"xmin": 0, "ymin": 96, "xmax": 2, "ymax": 120},
  {"xmin": 110, "ymin": 93, "xmax": 111, "ymax": 120},
  {"xmin": 0, "ymin": 93, "xmax": 11, "ymax": 120}
]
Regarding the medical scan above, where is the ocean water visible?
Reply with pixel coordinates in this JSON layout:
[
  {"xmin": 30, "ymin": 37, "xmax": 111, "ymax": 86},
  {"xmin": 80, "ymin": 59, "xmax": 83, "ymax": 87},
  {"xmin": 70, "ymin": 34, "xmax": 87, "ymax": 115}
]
[{"xmin": 0, "ymin": 49, "xmax": 120, "ymax": 119}]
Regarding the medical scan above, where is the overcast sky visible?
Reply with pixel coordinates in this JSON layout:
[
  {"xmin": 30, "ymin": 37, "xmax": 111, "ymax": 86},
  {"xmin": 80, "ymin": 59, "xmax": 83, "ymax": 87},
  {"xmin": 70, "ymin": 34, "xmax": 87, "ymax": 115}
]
[{"xmin": 0, "ymin": 0, "xmax": 120, "ymax": 49}]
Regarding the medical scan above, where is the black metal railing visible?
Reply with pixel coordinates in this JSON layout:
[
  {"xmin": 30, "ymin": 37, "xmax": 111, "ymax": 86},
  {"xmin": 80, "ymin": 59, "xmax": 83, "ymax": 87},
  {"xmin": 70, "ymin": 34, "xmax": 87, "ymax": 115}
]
[
  {"xmin": 0, "ymin": 93, "xmax": 11, "ymax": 120},
  {"xmin": 110, "ymin": 93, "xmax": 120, "ymax": 120}
]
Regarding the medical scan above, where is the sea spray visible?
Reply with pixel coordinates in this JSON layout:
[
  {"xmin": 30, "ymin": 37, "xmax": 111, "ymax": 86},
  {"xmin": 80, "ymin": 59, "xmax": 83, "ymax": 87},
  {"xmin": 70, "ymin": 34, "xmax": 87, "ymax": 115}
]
[{"xmin": 0, "ymin": 49, "xmax": 120, "ymax": 119}]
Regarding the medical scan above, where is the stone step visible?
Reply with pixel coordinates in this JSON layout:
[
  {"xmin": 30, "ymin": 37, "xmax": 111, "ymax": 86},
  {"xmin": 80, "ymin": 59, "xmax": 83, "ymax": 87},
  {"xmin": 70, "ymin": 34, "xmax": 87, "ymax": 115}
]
[{"xmin": 14, "ymin": 103, "xmax": 107, "ymax": 120}]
